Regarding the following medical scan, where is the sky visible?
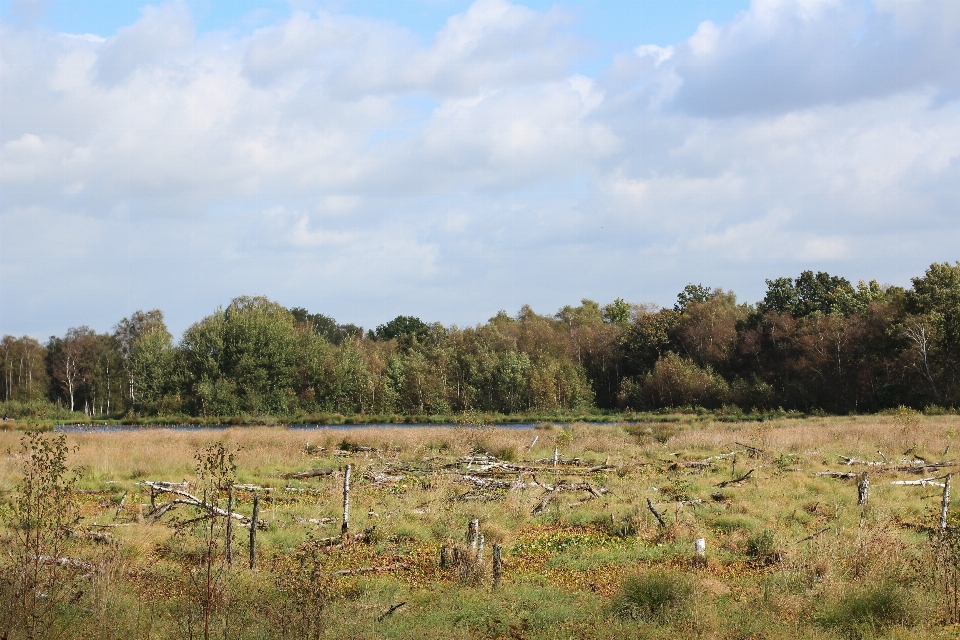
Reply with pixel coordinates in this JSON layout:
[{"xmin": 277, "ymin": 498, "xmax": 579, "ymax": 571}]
[{"xmin": 1, "ymin": 0, "xmax": 958, "ymax": 339}]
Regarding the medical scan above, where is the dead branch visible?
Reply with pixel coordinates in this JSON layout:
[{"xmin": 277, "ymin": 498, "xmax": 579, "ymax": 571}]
[
  {"xmin": 282, "ymin": 468, "xmax": 336, "ymax": 480},
  {"xmin": 715, "ymin": 469, "xmax": 755, "ymax": 488},
  {"xmin": 891, "ymin": 478, "xmax": 946, "ymax": 488},
  {"xmin": 377, "ymin": 601, "xmax": 407, "ymax": 622},
  {"xmin": 331, "ymin": 562, "xmax": 410, "ymax": 576},
  {"xmin": 796, "ymin": 527, "xmax": 831, "ymax": 543},
  {"xmin": 646, "ymin": 497, "xmax": 666, "ymax": 528}
]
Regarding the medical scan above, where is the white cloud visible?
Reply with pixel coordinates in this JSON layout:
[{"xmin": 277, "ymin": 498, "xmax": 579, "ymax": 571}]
[{"xmin": 1, "ymin": 0, "xmax": 958, "ymax": 338}]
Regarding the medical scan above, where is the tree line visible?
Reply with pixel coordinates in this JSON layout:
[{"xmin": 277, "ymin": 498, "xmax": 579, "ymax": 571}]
[{"xmin": 1, "ymin": 262, "xmax": 957, "ymax": 419}]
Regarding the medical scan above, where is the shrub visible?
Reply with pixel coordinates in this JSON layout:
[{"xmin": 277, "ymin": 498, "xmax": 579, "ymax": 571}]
[
  {"xmin": 611, "ymin": 570, "xmax": 694, "ymax": 622},
  {"xmin": 745, "ymin": 529, "xmax": 778, "ymax": 561},
  {"xmin": 817, "ymin": 584, "xmax": 913, "ymax": 639},
  {"xmin": 1, "ymin": 432, "xmax": 82, "ymax": 639},
  {"xmin": 641, "ymin": 353, "xmax": 729, "ymax": 410}
]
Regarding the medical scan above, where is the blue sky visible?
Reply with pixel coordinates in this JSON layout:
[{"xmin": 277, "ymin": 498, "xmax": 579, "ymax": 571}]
[
  {"xmin": 1, "ymin": 0, "xmax": 957, "ymax": 338},
  {"xmin": 2, "ymin": 1, "xmax": 750, "ymax": 45}
]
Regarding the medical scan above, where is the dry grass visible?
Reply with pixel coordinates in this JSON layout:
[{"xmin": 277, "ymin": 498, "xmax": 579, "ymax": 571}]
[{"xmin": 1, "ymin": 416, "xmax": 960, "ymax": 638}]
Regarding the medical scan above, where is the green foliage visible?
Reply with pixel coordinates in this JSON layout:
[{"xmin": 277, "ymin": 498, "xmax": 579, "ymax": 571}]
[
  {"xmin": 371, "ymin": 315, "xmax": 430, "ymax": 342},
  {"xmin": 1, "ymin": 432, "xmax": 81, "ymax": 639},
  {"xmin": 639, "ymin": 353, "xmax": 729, "ymax": 409},
  {"xmin": 611, "ymin": 570, "xmax": 694, "ymax": 622},
  {"xmin": 4, "ymin": 261, "xmax": 959, "ymax": 421},
  {"xmin": 745, "ymin": 529, "xmax": 777, "ymax": 560},
  {"xmin": 817, "ymin": 584, "xmax": 913, "ymax": 639}
]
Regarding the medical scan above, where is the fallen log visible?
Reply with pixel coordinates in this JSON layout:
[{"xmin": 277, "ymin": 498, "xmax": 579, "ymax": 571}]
[
  {"xmin": 891, "ymin": 478, "xmax": 946, "ymax": 488},
  {"xmin": 140, "ymin": 482, "xmax": 267, "ymax": 529},
  {"xmin": 814, "ymin": 471, "xmax": 857, "ymax": 479},
  {"xmin": 283, "ymin": 468, "xmax": 336, "ymax": 480}
]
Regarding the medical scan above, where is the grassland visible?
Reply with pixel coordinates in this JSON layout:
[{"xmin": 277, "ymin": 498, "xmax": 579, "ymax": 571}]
[{"xmin": 2, "ymin": 413, "xmax": 960, "ymax": 638}]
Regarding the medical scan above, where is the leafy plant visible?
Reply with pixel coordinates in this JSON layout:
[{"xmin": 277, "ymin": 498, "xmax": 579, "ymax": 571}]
[{"xmin": 1, "ymin": 432, "xmax": 82, "ymax": 640}]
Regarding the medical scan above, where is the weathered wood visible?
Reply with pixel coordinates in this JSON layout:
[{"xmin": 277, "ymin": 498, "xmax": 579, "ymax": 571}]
[
  {"xmin": 492, "ymin": 543, "xmax": 503, "ymax": 588},
  {"xmin": 858, "ymin": 472, "xmax": 870, "ymax": 505},
  {"xmin": 282, "ymin": 468, "xmax": 336, "ymax": 480},
  {"xmin": 142, "ymin": 482, "xmax": 265, "ymax": 528},
  {"xmin": 341, "ymin": 464, "xmax": 352, "ymax": 538},
  {"xmin": 814, "ymin": 471, "xmax": 857, "ymax": 479},
  {"xmin": 715, "ymin": 468, "xmax": 755, "ymax": 488},
  {"xmin": 440, "ymin": 544, "xmax": 454, "ymax": 569},
  {"xmin": 891, "ymin": 478, "xmax": 945, "ymax": 487},
  {"xmin": 694, "ymin": 538, "xmax": 706, "ymax": 557},
  {"xmin": 646, "ymin": 497, "xmax": 666, "ymax": 528},
  {"xmin": 941, "ymin": 473, "xmax": 952, "ymax": 533},
  {"xmin": 115, "ymin": 492, "xmax": 127, "ymax": 518},
  {"xmin": 249, "ymin": 493, "xmax": 259, "ymax": 571},
  {"xmin": 225, "ymin": 489, "xmax": 233, "ymax": 566},
  {"xmin": 467, "ymin": 519, "xmax": 479, "ymax": 548}
]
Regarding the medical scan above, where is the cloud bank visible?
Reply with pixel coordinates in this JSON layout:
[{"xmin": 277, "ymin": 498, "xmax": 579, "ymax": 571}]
[{"xmin": 2, "ymin": 0, "xmax": 958, "ymax": 337}]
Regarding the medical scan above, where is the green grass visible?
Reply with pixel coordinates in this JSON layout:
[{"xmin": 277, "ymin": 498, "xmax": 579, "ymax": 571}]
[{"xmin": 2, "ymin": 415, "xmax": 960, "ymax": 638}]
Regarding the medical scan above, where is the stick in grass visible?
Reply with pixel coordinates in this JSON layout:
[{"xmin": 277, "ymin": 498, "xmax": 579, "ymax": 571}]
[
  {"xmin": 249, "ymin": 493, "xmax": 259, "ymax": 571},
  {"xmin": 646, "ymin": 497, "xmax": 666, "ymax": 528},
  {"xmin": 342, "ymin": 464, "xmax": 352, "ymax": 539},
  {"xmin": 941, "ymin": 473, "xmax": 952, "ymax": 534}
]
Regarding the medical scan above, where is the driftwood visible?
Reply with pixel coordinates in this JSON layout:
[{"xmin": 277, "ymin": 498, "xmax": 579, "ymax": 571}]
[{"xmin": 715, "ymin": 469, "xmax": 755, "ymax": 488}]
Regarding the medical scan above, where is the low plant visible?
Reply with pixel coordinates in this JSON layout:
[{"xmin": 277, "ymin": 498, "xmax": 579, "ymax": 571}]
[
  {"xmin": 611, "ymin": 570, "xmax": 694, "ymax": 623},
  {"xmin": 817, "ymin": 583, "xmax": 913, "ymax": 639}
]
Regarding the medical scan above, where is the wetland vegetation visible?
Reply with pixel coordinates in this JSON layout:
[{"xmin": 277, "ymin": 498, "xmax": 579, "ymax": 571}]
[{"xmin": 3, "ymin": 412, "xmax": 960, "ymax": 638}]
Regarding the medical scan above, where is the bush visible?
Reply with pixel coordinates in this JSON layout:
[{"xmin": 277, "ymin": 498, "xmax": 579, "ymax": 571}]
[
  {"xmin": 817, "ymin": 584, "xmax": 913, "ymax": 639},
  {"xmin": 640, "ymin": 353, "xmax": 729, "ymax": 410},
  {"xmin": 745, "ymin": 529, "xmax": 778, "ymax": 561},
  {"xmin": 611, "ymin": 570, "xmax": 694, "ymax": 622}
]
